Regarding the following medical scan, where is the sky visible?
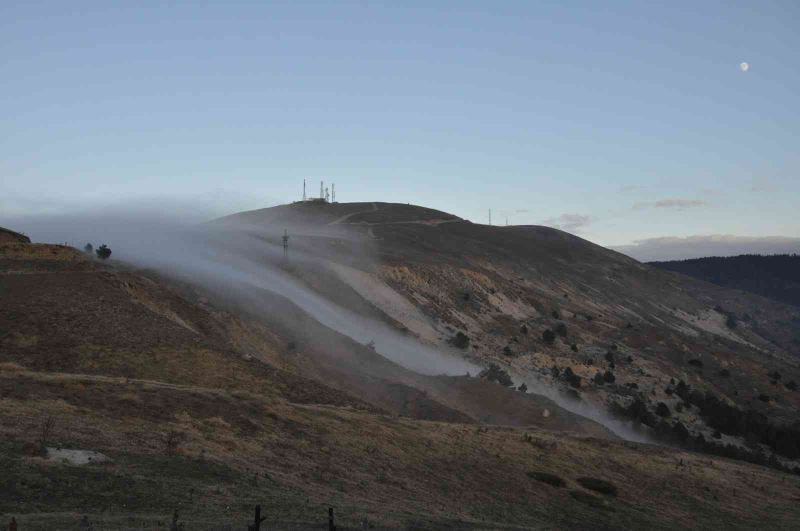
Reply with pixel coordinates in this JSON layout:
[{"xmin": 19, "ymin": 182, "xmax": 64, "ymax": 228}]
[{"xmin": 2, "ymin": 1, "xmax": 799, "ymax": 259}]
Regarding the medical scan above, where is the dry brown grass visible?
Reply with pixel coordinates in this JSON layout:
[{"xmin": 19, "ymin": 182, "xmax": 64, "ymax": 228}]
[
  {"xmin": 2, "ymin": 218, "xmax": 799, "ymax": 530},
  {"xmin": 0, "ymin": 242, "xmax": 85, "ymax": 261},
  {"xmin": 2, "ymin": 366, "xmax": 799, "ymax": 530}
]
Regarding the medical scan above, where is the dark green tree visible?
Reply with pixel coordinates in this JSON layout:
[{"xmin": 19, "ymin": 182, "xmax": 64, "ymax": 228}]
[{"xmin": 96, "ymin": 244, "xmax": 112, "ymax": 260}]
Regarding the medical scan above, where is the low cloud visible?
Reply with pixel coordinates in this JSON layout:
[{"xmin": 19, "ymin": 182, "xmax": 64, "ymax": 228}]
[
  {"xmin": 612, "ymin": 235, "xmax": 800, "ymax": 262},
  {"xmin": 634, "ymin": 198, "xmax": 707, "ymax": 210},
  {"xmin": 542, "ymin": 213, "xmax": 591, "ymax": 233}
]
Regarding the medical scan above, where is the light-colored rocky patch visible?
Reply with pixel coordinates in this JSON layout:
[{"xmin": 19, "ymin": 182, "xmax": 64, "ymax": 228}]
[
  {"xmin": 331, "ymin": 263, "xmax": 441, "ymax": 344},
  {"xmin": 46, "ymin": 448, "xmax": 110, "ymax": 465},
  {"xmin": 673, "ymin": 307, "xmax": 750, "ymax": 345},
  {"xmin": 484, "ymin": 290, "xmax": 534, "ymax": 320}
]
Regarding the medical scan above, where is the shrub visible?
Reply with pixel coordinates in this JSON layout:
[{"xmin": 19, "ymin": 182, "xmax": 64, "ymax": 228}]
[
  {"xmin": 523, "ymin": 434, "xmax": 558, "ymax": 451},
  {"xmin": 542, "ymin": 329, "xmax": 556, "ymax": 344},
  {"xmin": 725, "ymin": 314, "xmax": 738, "ymax": 329},
  {"xmin": 551, "ymin": 310, "xmax": 560, "ymax": 319},
  {"xmin": 83, "ymin": 243, "xmax": 93, "ymax": 255},
  {"xmin": 593, "ymin": 372, "xmax": 604, "ymax": 385},
  {"xmin": 656, "ymin": 402, "xmax": 671, "ymax": 418},
  {"xmin": 517, "ymin": 383, "xmax": 528, "ymax": 393},
  {"xmin": 451, "ymin": 332, "xmax": 470, "ymax": 349},
  {"xmin": 478, "ymin": 364, "xmax": 514, "ymax": 387},
  {"xmin": 520, "ymin": 324, "xmax": 528, "ymax": 335},
  {"xmin": 527, "ymin": 471, "xmax": 566, "ymax": 488},
  {"xmin": 569, "ymin": 489, "xmax": 611, "ymax": 509},
  {"xmin": 718, "ymin": 369, "xmax": 731, "ymax": 378},
  {"xmin": 672, "ymin": 421, "xmax": 690, "ymax": 442},
  {"xmin": 562, "ymin": 367, "xmax": 582, "ymax": 388},
  {"xmin": 687, "ymin": 359, "xmax": 703, "ymax": 368},
  {"xmin": 576, "ymin": 477, "xmax": 618, "ymax": 496},
  {"xmin": 96, "ymin": 244, "xmax": 112, "ymax": 260},
  {"xmin": 37, "ymin": 415, "xmax": 56, "ymax": 453},
  {"xmin": 164, "ymin": 429, "xmax": 187, "ymax": 455},
  {"xmin": 556, "ymin": 322, "xmax": 568, "ymax": 338},
  {"xmin": 604, "ymin": 351, "xmax": 614, "ymax": 363},
  {"xmin": 786, "ymin": 381, "xmax": 797, "ymax": 391},
  {"xmin": 603, "ymin": 370, "xmax": 615, "ymax": 384},
  {"xmin": 571, "ymin": 344, "xmax": 578, "ymax": 352}
]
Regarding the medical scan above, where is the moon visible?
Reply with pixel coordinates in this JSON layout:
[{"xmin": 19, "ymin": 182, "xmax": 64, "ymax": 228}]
[{"xmin": 740, "ymin": 62, "xmax": 750, "ymax": 72}]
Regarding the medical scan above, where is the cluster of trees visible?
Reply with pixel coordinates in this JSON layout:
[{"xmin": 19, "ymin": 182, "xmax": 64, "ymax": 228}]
[
  {"xmin": 478, "ymin": 363, "xmax": 514, "ymax": 387},
  {"xmin": 618, "ymin": 396, "xmax": 799, "ymax": 474},
  {"xmin": 674, "ymin": 382, "xmax": 800, "ymax": 459},
  {"xmin": 84, "ymin": 243, "xmax": 112, "ymax": 260},
  {"xmin": 649, "ymin": 254, "xmax": 800, "ymax": 308},
  {"xmin": 618, "ymin": 379, "xmax": 800, "ymax": 468}
]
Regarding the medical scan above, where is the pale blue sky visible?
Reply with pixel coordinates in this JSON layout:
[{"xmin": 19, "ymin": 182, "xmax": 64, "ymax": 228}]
[{"xmin": 2, "ymin": 1, "xmax": 798, "ymax": 249}]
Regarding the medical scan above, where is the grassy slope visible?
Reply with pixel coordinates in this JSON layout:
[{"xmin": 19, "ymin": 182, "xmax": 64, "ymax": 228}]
[{"xmin": 2, "ymin": 241, "xmax": 800, "ymax": 529}]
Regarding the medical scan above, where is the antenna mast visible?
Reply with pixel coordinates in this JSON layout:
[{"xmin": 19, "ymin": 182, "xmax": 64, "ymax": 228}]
[
  {"xmin": 303, "ymin": 179, "xmax": 306, "ymax": 201},
  {"xmin": 331, "ymin": 183, "xmax": 335, "ymax": 203},
  {"xmin": 320, "ymin": 181, "xmax": 324, "ymax": 200},
  {"xmin": 489, "ymin": 209, "xmax": 492, "ymax": 226}
]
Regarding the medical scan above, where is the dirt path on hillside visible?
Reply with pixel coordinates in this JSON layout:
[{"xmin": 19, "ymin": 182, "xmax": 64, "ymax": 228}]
[{"xmin": 328, "ymin": 202, "xmax": 378, "ymax": 225}]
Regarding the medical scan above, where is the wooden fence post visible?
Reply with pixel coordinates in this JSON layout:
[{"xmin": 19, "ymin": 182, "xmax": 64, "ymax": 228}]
[
  {"xmin": 328, "ymin": 507, "xmax": 336, "ymax": 531},
  {"xmin": 248, "ymin": 504, "xmax": 266, "ymax": 531}
]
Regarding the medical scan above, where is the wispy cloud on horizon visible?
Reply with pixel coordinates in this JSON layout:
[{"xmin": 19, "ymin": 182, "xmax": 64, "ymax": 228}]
[
  {"xmin": 633, "ymin": 198, "xmax": 707, "ymax": 210},
  {"xmin": 542, "ymin": 213, "xmax": 592, "ymax": 234},
  {"xmin": 612, "ymin": 234, "xmax": 800, "ymax": 262}
]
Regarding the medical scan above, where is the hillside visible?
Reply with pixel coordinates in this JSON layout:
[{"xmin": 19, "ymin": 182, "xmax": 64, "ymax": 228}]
[
  {"xmin": 650, "ymin": 254, "xmax": 800, "ymax": 308},
  {"xmin": 219, "ymin": 201, "xmax": 800, "ymax": 467},
  {"xmin": 2, "ymin": 209, "xmax": 800, "ymax": 529},
  {"xmin": 0, "ymin": 226, "xmax": 31, "ymax": 244}
]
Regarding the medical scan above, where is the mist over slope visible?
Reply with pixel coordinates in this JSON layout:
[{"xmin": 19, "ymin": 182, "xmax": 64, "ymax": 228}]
[
  {"xmin": 3, "ymin": 201, "xmax": 800, "ymax": 529},
  {"xmin": 219, "ymin": 201, "xmax": 800, "ymax": 467},
  {"xmin": 2, "ymin": 206, "xmax": 612, "ymax": 437}
]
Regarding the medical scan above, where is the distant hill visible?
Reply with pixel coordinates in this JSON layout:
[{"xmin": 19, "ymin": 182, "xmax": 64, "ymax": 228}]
[{"xmin": 649, "ymin": 254, "xmax": 800, "ymax": 308}]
